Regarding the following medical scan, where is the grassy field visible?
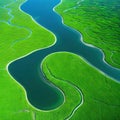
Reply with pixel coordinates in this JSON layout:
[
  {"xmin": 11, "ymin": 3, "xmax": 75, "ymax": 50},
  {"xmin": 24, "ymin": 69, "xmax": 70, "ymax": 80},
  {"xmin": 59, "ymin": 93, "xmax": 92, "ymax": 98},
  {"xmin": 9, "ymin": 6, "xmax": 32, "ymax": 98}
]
[
  {"xmin": 55, "ymin": 0, "xmax": 120, "ymax": 69},
  {"xmin": 42, "ymin": 52, "xmax": 120, "ymax": 120},
  {"xmin": 0, "ymin": 0, "xmax": 120, "ymax": 120}
]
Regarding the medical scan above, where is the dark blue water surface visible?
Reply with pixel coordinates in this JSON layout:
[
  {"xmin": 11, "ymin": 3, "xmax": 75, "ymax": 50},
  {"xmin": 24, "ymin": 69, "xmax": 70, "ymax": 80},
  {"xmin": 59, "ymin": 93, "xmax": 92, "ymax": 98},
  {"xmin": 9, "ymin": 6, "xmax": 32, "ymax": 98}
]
[{"xmin": 8, "ymin": 0, "xmax": 120, "ymax": 110}]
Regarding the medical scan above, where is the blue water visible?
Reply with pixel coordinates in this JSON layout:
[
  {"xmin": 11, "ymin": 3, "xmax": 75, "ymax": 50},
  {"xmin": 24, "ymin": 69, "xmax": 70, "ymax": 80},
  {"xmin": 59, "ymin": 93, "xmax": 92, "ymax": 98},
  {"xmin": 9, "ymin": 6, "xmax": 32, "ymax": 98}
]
[{"xmin": 8, "ymin": 0, "xmax": 120, "ymax": 110}]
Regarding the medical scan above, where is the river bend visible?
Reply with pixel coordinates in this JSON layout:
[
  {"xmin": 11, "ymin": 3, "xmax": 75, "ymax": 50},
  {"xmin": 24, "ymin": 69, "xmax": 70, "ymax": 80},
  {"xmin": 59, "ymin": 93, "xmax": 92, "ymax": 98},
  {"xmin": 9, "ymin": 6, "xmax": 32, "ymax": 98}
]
[{"xmin": 8, "ymin": 0, "xmax": 120, "ymax": 110}]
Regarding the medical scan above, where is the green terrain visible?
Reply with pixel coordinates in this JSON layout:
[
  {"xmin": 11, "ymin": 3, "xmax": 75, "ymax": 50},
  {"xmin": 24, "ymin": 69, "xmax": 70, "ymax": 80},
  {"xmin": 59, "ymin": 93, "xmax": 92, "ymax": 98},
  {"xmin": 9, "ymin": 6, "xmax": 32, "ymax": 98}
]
[
  {"xmin": 56, "ymin": 0, "xmax": 120, "ymax": 68},
  {"xmin": 0, "ymin": 0, "xmax": 120, "ymax": 120}
]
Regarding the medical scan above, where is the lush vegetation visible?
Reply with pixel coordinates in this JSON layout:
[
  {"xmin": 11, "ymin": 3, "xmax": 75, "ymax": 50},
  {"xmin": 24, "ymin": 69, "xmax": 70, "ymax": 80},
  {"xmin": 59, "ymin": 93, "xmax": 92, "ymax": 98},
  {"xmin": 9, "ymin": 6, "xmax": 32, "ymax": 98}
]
[
  {"xmin": 0, "ymin": 0, "xmax": 54, "ymax": 119},
  {"xmin": 42, "ymin": 52, "xmax": 120, "ymax": 120},
  {"xmin": 0, "ymin": 0, "xmax": 120, "ymax": 120},
  {"xmin": 56, "ymin": 0, "xmax": 120, "ymax": 68},
  {"xmin": 0, "ymin": 0, "xmax": 54, "ymax": 68}
]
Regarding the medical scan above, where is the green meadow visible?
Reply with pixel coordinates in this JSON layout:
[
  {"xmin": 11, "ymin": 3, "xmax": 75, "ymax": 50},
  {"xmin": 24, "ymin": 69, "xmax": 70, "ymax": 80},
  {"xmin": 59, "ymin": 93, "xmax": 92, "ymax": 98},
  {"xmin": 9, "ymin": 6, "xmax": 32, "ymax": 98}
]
[
  {"xmin": 56, "ymin": 0, "xmax": 120, "ymax": 69},
  {"xmin": 0, "ymin": 0, "xmax": 120, "ymax": 120}
]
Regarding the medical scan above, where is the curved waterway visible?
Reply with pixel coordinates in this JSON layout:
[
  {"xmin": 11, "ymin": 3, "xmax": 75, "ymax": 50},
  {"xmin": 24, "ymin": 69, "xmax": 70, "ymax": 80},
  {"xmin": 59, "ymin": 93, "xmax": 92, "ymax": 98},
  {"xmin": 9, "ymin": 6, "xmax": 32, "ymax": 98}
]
[{"xmin": 8, "ymin": 0, "xmax": 120, "ymax": 110}]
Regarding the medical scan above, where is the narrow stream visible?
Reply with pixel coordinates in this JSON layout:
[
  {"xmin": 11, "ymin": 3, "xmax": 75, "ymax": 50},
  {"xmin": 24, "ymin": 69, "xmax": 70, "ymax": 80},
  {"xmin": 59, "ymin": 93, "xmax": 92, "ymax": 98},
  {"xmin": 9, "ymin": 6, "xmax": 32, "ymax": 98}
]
[{"xmin": 8, "ymin": 0, "xmax": 120, "ymax": 110}]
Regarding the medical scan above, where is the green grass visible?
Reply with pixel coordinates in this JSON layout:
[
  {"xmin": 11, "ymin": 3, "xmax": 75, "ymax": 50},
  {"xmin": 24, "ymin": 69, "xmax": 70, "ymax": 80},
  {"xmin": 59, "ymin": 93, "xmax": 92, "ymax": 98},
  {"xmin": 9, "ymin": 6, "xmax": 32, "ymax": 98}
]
[
  {"xmin": 42, "ymin": 52, "xmax": 120, "ymax": 120},
  {"xmin": 0, "ymin": 0, "xmax": 54, "ymax": 68},
  {"xmin": 0, "ymin": 7, "xmax": 10, "ymax": 21},
  {"xmin": 55, "ymin": 0, "xmax": 120, "ymax": 68},
  {"xmin": 0, "ymin": 0, "xmax": 82, "ymax": 119},
  {"xmin": 0, "ymin": 0, "xmax": 120, "ymax": 119}
]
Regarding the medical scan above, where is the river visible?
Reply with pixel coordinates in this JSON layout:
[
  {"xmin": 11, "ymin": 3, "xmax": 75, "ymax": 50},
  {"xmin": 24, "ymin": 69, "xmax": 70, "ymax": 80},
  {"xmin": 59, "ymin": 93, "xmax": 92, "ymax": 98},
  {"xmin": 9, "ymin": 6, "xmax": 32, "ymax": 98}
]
[{"xmin": 8, "ymin": 0, "xmax": 120, "ymax": 110}]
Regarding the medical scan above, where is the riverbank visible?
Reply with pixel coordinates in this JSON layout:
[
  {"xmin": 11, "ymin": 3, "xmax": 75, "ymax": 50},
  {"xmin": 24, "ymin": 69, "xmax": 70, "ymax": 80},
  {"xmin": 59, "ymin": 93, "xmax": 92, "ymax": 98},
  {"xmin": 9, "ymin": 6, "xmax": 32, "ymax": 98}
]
[
  {"xmin": 42, "ymin": 52, "xmax": 120, "ymax": 120},
  {"xmin": 7, "ymin": 0, "xmax": 120, "ymax": 112},
  {"xmin": 55, "ymin": 0, "xmax": 120, "ymax": 69},
  {"xmin": 0, "ymin": 0, "xmax": 120, "ymax": 119}
]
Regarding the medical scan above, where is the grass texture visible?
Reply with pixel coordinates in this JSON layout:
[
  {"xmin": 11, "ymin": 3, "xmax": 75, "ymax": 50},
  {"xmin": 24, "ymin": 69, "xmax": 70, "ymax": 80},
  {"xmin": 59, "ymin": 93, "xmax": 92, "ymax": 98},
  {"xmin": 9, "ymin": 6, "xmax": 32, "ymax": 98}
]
[{"xmin": 0, "ymin": 0, "xmax": 120, "ymax": 119}]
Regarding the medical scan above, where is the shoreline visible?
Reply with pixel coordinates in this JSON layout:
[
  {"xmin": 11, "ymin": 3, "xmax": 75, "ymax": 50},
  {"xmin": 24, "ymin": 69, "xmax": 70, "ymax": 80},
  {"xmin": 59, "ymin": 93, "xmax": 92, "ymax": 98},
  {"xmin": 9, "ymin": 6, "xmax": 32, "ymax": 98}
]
[
  {"xmin": 5, "ymin": 0, "xmax": 62, "ymax": 112},
  {"xmin": 54, "ymin": 0, "xmax": 120, "ymax": 82},
  {"xmin": 5, "ymin": 0, "xmax": 120, "ymax": 113}
]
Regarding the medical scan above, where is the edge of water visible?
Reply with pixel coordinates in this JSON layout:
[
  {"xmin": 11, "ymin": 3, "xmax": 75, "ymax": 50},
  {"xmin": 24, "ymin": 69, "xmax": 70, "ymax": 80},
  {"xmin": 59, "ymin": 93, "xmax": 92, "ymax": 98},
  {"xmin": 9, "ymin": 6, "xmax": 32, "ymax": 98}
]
[{"xmin": 5, "ymin": 0, "xmax": 120, "ymax": 114}]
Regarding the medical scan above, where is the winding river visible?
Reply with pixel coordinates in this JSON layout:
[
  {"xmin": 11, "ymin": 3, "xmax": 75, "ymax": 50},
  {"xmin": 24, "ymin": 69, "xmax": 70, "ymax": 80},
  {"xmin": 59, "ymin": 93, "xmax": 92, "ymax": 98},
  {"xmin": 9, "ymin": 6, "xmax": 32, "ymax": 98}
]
[{"xmin": 8, "ymin": 0, "xmax": 120, "ymax": 110}]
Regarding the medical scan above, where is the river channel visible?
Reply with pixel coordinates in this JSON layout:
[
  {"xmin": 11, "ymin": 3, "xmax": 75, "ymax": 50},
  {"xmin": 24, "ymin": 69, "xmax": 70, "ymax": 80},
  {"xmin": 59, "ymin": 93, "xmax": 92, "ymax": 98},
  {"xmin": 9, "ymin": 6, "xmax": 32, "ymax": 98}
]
[{"xmin": 8, "ymin": 0, "xmax": 120, "ymax": 110}]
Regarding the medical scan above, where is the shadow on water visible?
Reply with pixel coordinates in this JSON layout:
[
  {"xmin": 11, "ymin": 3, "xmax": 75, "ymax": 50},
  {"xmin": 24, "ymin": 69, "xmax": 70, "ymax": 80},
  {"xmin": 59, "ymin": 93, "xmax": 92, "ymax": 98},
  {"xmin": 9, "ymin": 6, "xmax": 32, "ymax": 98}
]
[{"xmin": 8, "ymin": 0, "xmax": 120, "ymax": 110}]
